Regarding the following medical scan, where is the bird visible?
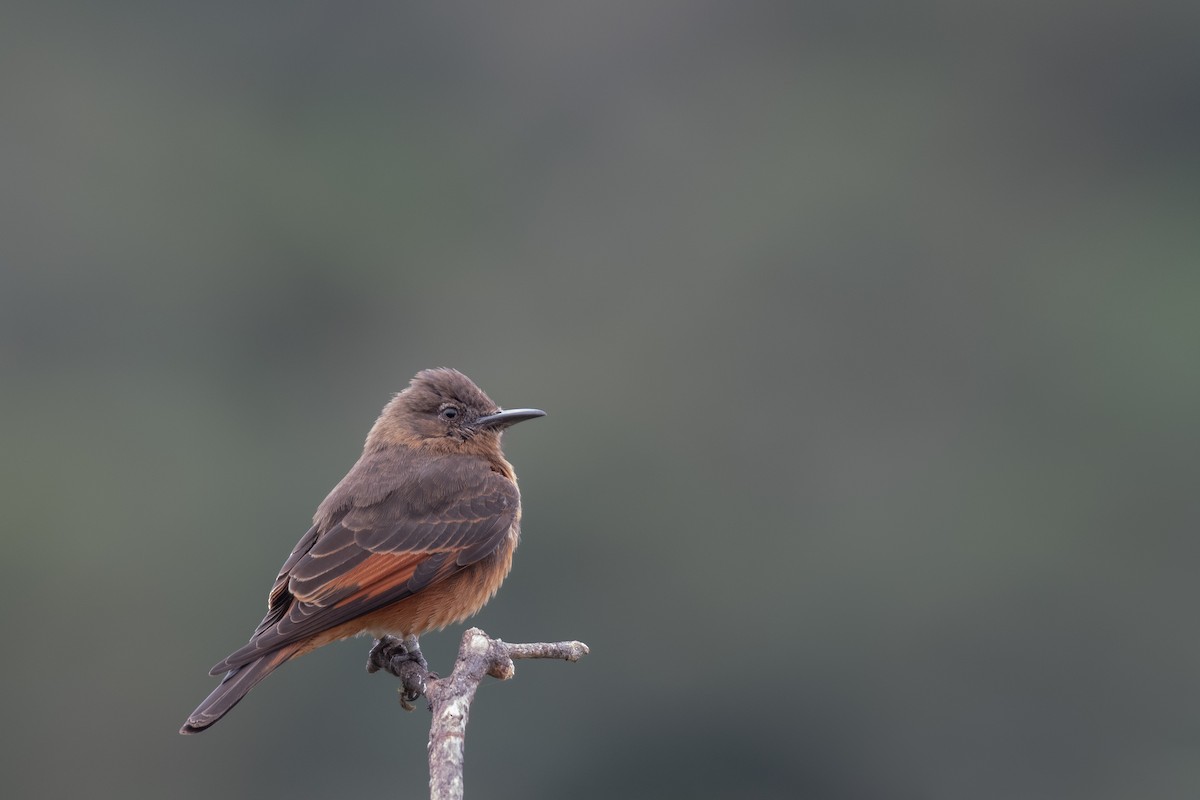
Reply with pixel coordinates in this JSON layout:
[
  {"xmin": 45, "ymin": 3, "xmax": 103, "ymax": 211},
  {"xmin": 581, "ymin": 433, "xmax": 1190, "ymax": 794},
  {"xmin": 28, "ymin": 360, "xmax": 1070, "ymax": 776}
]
[{"xmin": 180, "ymin": 368, "xmax": 544, "ymax": 734}]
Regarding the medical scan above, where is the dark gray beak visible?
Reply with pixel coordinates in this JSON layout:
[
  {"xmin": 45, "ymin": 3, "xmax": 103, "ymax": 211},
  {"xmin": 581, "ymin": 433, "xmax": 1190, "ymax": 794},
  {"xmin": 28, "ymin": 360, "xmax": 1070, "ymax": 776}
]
[{"xmin": 473, "ymin": 408, "xmax": 546, "ymax": 431}]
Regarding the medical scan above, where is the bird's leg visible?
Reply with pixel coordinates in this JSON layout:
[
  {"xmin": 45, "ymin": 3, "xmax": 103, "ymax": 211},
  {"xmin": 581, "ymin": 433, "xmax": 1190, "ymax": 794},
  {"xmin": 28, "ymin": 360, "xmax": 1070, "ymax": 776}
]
[
  {"xmin": 401, "ymin": 633, "xmax": 428, "ymax": 672},
  {"xmin": 366, "ymin": 634, "xmax": 434, "ymax": 711},
  {"xmin": 366, "ymin": 634, "xmax": 428, "ymax": 673}
]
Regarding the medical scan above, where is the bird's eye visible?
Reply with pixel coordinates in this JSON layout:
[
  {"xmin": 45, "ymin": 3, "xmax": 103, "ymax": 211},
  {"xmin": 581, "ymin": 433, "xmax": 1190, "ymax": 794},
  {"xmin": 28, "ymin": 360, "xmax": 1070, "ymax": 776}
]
[{"xmin": 439, "ymin": 405, "xmax": 460, "ymax": 420}]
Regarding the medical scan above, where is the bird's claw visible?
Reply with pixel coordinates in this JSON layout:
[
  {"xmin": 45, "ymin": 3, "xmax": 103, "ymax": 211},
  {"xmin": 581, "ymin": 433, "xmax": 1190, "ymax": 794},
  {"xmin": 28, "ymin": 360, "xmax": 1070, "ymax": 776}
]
[
  {"xmin": 398, "ymin": 675, "xmax": 434, "ymax": 711},
  {"xmin": 367, "ymin": 636, "xmax": 432, "ymax": 710}
]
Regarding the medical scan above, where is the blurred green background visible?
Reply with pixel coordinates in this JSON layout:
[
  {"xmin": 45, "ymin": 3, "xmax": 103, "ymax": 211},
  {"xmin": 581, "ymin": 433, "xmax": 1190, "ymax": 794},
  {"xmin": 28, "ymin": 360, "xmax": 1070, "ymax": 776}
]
[{"xmin": 3, "ymin": 2, "xmax": 1198, "ymax": 798}]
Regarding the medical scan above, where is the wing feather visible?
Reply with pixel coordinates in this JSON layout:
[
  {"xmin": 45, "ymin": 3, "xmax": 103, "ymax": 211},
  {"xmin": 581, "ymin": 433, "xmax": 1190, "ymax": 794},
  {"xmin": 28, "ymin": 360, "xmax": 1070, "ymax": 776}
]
[{"xmin": 210, "ymin": 453, "xmax": 517, "ymax": 675}]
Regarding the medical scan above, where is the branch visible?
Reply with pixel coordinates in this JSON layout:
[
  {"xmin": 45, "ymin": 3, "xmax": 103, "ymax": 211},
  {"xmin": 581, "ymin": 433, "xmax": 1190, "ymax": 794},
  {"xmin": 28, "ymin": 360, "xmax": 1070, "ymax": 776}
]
[{"xmin": 425, "ymin": 628, "xmax": 589, "ymax": 800}]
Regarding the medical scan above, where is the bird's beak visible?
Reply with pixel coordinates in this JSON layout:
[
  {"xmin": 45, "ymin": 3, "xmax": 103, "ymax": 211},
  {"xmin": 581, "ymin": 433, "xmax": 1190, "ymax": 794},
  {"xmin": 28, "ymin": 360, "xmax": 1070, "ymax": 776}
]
[{"xmin": 472, "ymin": 408, "xmax": 546, "ymax": 431}]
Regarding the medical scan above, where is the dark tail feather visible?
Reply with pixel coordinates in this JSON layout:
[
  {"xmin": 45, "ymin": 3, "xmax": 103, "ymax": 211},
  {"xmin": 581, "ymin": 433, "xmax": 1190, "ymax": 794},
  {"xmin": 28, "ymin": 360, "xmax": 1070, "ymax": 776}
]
[{"xmin": 180, "ymin": 645, "xmax": 297, "ymax": 734}]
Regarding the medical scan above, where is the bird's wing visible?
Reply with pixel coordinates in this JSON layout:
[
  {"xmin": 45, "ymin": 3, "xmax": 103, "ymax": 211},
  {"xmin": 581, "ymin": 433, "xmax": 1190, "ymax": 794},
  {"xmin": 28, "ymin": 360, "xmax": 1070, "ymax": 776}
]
[{"xmin": 210, "ymin": 459, "xmax": 518, "ymax": 675}]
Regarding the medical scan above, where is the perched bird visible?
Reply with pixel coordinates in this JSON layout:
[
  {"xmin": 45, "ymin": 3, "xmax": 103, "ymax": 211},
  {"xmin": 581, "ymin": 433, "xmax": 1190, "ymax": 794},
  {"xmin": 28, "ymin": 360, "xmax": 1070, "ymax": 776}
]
[{"xmin": 181, "ymin": 368, "xmax": 544, "ymax": 734}]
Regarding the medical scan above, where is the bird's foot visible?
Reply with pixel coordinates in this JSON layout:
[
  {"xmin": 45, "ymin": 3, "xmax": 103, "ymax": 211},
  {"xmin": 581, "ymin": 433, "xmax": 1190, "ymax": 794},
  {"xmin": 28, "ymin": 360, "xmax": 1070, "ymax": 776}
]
[
  {"xmin": 366, "ymin": 635, "xmax": 435, "ymax": 711},
  {"xmin": 366, "ymin": 634, "xmax": 429, "ymax": 673}
]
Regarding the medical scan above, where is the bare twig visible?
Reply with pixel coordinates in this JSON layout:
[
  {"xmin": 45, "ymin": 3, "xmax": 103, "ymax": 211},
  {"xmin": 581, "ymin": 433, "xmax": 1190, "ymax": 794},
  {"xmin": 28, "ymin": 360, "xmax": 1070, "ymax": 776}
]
[{"xmin": 425, "ymin": 627, "xmax": 589, "ymax": 800}]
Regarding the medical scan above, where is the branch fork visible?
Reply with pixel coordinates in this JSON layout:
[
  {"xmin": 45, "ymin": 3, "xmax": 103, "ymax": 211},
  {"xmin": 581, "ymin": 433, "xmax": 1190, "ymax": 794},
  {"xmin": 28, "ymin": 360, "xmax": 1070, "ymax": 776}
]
[{"xmin": 403, "ymin": 627, "xmax": 588, "ymax": 800}]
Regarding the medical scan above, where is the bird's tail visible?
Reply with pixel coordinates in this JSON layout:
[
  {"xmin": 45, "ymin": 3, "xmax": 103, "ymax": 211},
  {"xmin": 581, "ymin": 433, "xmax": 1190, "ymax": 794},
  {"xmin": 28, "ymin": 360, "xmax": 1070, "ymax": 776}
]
[{"xmin": 180, "ymin": 645, "xmax": 298, "ymax": 734}]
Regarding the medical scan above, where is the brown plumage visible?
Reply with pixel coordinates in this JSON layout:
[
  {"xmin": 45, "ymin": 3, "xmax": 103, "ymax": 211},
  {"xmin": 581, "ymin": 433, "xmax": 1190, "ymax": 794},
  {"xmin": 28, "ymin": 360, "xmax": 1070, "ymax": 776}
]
[{"xmin": 180, "ymin": 368, "xmax": 544, "ymax": 734}]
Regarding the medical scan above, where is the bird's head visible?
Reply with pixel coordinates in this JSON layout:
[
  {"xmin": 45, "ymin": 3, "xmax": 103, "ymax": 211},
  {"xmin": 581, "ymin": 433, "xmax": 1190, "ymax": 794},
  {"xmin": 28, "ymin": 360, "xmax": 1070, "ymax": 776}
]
[{"xmin": 367, "ymin": 368, "xmax": 544, "ymax": 453}]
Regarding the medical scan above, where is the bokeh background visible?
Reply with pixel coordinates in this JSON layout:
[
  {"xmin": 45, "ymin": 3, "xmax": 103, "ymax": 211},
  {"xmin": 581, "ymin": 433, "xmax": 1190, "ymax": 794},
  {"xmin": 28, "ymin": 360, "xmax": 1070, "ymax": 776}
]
[{"xmin": 3, "ymin": 2, "xmax": 1198, "ymax": 798}]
